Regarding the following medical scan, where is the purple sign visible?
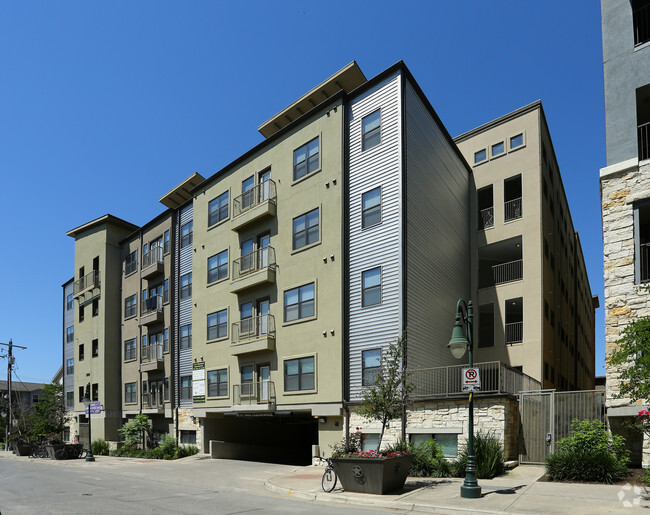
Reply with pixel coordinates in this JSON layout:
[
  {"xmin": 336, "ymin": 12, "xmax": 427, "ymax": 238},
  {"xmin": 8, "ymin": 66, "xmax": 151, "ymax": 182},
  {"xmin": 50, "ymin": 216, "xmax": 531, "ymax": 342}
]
[{"xmin": 85, "ymin": 402, "xmax": 101, "ymax": 415}]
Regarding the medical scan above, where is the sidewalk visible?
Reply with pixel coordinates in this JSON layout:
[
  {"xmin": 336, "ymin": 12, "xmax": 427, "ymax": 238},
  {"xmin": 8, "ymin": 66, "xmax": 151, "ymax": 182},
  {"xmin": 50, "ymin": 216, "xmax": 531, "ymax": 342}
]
[{"xmin": 265, "ymin": 464, "xmax": 650, "ymax": 513}]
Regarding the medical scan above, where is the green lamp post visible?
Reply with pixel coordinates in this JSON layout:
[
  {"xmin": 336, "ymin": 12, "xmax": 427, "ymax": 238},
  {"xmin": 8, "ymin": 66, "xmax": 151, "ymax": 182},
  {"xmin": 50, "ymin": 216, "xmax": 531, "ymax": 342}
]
[
  {"xmin": 82, "ymin": 383, "xmax": 95, "ymax": 462},
  {"xmin": 448, "ymin": 299, "xmax": 481, "ymax": 499}
]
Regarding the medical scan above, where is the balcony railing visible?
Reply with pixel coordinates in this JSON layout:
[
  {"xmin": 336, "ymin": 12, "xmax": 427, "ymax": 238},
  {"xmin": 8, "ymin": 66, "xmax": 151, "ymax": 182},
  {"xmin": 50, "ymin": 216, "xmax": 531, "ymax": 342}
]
[
  {"xmin": 639, "ymin": 122, "xmax": 650, "ymax": 162},
  {"xmin": 142, "ymin": 295, "xmax": 163, "ymax": 315},
  {"xmin": 141, "ymin": 392, "xmax": 163, "ymax": 409},
  {"xmin": 505, "ymin": 322, "xmax": 523, "ymax": 344},
  {"xmin": 233, "ymin": 180, "xmax": 277, "ymax": 218},
  {"xmin": 492, "ymin": 259, "xmax": 523, "ymax": 285},
  {"xmin": 233, "ymin": 247, "xmax": 276, "ymax": 279},
  {"xmin": 634, "ymin": 2, "xmax": 650, "ymax": 46},
  {"xmin": 73, "ymin": 270, "xmax": 100, "ymax": 295},
  {"xmin": 233, "ymin": 381, "xmax": 276, "ymax": 405},
  {"xmin": 232, "ymin": 314, "xmax": 275, "ymax": 343},
  {"xmin": 504, "ymin": 197, "xmax": 522, "ymax": 222},
  {"xmin": 479, "ymin": 207, "xmax": 494, "ymax": 229},
  {"xmin": 410, "ymin": 361, "xmax": 541, "ymax": 398},
  {"xmin": 142, "ymin": 247, "xmax": 164, "ymax": 269},
  {"xmin": 141, "ymin": 343, "xmax": 163, "ymax": 362}
]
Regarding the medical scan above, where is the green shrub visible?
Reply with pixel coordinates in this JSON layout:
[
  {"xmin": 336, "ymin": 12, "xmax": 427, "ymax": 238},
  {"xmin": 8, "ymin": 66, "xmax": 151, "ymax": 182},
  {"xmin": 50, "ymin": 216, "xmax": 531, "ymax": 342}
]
[
  {"xmin": 452, "ymin": 431, "xmax": 504, "ymax": 479},
  {"xmin": 91, "ymin": 439, "xmax": 110, "ymax": 456},
  {"xmin": 108, "ymin": 434, "xmax": 199, "ymax": 460},
  {"xmin": 410, "ymin": 439, "xmax": 451, "ymax": 477},
  {"xmin": 545, "ymin": 419, "xmax": 629, "ymax": 484},
  {"xmin": 644, "ymin": 468, "xmax": 650, "ymax": 486}
]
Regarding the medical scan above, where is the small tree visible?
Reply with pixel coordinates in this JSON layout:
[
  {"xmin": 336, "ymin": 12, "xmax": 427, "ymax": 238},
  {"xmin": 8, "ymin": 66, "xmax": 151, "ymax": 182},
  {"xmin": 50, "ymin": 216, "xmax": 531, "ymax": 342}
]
[
  {"xmin": 607, "ymin": 316, "xmax": 650, "ymax": 402},
  {"xmin": 118, "ymin": 414, "xmax": 152, "ymax": 449},
  {"xmin": 27, "ymin": 383, "xmax": 68, "ymax": 442},
  {"xmin": 357, "ymin": 331, "xmax": 414, "ymax": 452}
]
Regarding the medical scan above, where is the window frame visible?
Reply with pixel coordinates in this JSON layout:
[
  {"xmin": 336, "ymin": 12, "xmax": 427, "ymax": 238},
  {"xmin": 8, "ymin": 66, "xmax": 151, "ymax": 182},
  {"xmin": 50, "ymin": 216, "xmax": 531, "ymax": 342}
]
[
  {"xmin": 180, "ymin": 375, "xmax": 192, "ymax": 401},
  {"xmin": 361, "ymin": 267, "xmax": 382, "ymax": 307},
  {"xmin": 180, "ymin": 273, "xmax": 192, "ymax": 299},
  {"xmin": 284, "ymin": 282, "xmax": 315, "ymax": 323},
  {"xmin": 66, "ymin": 293, "xmax": 74, "ymax": 311},
  {"xmin": 284, "ymin": 356, "xmax": 316, "ymax": 392},
  {"xmin": 474, "ymin": 148, "xmax": 487, "ymax": 165},
  {"xmin": 208, "ymin": 250, "xmax": 229, "ymax": 284},
  {"xmin": 66, "ymin": 326, "xmax": 74, "ymax": 343},
  {"xmin": 361, "ymin": 348, "xmax": 382, "ymax": 386},
  {"xmin": 490, "ymin": 141, "xmax": 505, "ymax": 158},
  {"xmin": 125, "ymin": 382, "xmax": 137, "ymax": 404},
  {"xmin": 361, "ymin": 187, "xmax": 382, "ymax": 229},
  {"xmin": 293, "ymin": 137, "xmax": 320, "ymax": 181},
  {"xmin": 207, "ymin": 309, "xmax": 228, "ymax": 341},
  {"xmin": 66, "ymin": 358, "xmax": 74, "ymax": 375},
  {"xmin": 125, "ymin": 250, "xmax": 138, "ymax": 275},
  {"xmin": 180, "ymin": 221, "xmax": 193, "ymax": 249},
  {"xmin": 207, "ymin": 368, "xmax": 228, "ymax": 398},
  {"xmin": 180, "ymin": 324, "xmax": 192, "ymax": 349},
  {"xmin": 292, "ymin": 208, "xmax": 320, "ymax": 250},
  {"xmin": 124, "ymin": 294, "xmax": 137, "ymax": 318},
  {"xmin": 362, "ymin": 109, "xmax": 381, "ymax": 151},
  {"xmin": 124, "ymin": 338, "xmax": 136, "ymax": 361},
  {"xmin": 208, "ymin": 191, "xmax": 229, "ymax": 226},
  {"xmin": 509, "ymin": 132, "xmax": 525, "ymax": 151}
]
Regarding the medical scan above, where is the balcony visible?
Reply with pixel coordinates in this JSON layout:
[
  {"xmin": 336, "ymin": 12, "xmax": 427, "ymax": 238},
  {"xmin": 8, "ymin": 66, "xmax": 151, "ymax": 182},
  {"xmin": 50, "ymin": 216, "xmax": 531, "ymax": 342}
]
[
  {"xmin": 505, "ymin": 321, "xmax": 523, "ymax": 344},
  {"xmin": 492, "ymin": 260, "xmax": 523, "ymax": 285},
  {"xmin": 231, "ymin": 180, "xmax": 277, "ymax": 231},
  {"xmin": 142, "ymin": 247, "xmax": 164, "ymax": 279},
  {"xmin": 410, "ymin": 361, "xmax": 541, "ymax": 399},
  {"xmin": 479, "ymin": 207, "xmax": 494, "ymax": 229},
  {"xmin": 230, "ymin": 247, "xmax": 276, "ymax": 293},
  {"xmin": 141, "ymin": 343, "xmax": 164, "ymax": 372},
  {"xmin": 504, "ymin": 197, "xmax": 522, "ymax": 222},
  {"xmin": 141, "ymin": 295, "xmax": 164, "ymax": 326},
  {"xmin": 141, "ymin": 392, "xmax": 164, "ymax": 414},
  {"xmin": 230, "ymin": 315, "xmax": 275, "ymax": 356},
  {"xmin": 232, "ymin": 381, "xmax": 276, "ymax": 411},
  {"xmin": 640, "ymin": 122, "xmax": 650, "ymax": 162},
  {"xmin": 73, "ymin": 270, "xmax": 100, "ymax": 298},
  {"xmin": 478, "ymin": 236, "xmax": 523, "ymax": 288}
]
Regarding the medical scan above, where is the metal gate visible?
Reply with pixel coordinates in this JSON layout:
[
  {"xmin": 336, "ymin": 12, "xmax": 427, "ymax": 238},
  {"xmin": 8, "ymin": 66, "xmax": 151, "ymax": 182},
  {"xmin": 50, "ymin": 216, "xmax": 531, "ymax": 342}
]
[{"xmin": 519, "ymin": 390, "xmax": 605, "ymax": 464}]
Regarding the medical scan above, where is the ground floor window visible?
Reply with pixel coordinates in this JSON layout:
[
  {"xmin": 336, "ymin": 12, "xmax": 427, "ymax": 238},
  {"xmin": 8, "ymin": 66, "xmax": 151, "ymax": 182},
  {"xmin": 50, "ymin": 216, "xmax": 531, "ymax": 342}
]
[
  {"xmin": 361, "ymin": 433, "xmax": 380, "ymax": 452},
  {"xmin": 409, "ymin": 433, "xmax": 458, "ymax": 458},
  {"xmin": 180, "ymin": 430, "xmax": 196, "ymax": 445}
]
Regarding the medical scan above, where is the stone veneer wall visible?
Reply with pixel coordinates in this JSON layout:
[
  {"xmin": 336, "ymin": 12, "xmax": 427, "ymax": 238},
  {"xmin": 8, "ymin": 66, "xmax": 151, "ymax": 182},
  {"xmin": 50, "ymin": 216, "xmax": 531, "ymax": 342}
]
[
  {"xmin": 601, "ymin": 160, "xmax": 650, "ymax": 467},
  {"xmin": 178, "ymin": 408, "xmax": 201, "ymax": 449},
  {"xmin": 348, "ymin": 395, "xmax": 520, "ymax": 461}
]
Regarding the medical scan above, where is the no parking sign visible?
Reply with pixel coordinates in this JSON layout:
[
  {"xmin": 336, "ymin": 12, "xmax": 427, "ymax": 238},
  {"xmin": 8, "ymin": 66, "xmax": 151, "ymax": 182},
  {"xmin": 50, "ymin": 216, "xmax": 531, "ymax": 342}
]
[{"xmin": 462, "ymin": 367, "xmax": 481, "ymax": 392}]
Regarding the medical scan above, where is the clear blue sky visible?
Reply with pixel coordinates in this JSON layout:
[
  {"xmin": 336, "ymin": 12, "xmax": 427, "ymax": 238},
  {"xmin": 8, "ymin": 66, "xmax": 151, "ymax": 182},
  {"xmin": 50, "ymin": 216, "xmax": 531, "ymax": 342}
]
[{"xmin": 0, "ymin": 1, "xmax": 605, "ymax": 383}]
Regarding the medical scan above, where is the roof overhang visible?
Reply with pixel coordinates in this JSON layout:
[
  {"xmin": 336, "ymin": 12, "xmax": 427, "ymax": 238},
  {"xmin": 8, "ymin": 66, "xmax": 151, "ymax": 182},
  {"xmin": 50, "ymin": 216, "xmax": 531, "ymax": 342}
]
[
  {"xmin": 158, "ymin": 172, "xmax": 205, "ymax": 209},
  {"xmin": 66, "ymin": 214, "xmax": 138, "ymax": 238}
]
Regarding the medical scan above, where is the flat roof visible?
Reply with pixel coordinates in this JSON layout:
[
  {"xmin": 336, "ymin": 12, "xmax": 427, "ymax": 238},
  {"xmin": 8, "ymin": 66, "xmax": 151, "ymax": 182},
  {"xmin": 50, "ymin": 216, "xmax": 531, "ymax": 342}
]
[
  {"xmin": 257, "ymin": 61, "xmax": 367, "ymax": 138},
  {"xmin": 454, "ymin": 100, "xmax": 542, "ymax": 143},
  {"xmin": 66, "ymin": 214, "xmax": 139, "ymax": 238},
  {"xmin": 158, "ymin": 172, "xmax": 206, "ymax": 209}
]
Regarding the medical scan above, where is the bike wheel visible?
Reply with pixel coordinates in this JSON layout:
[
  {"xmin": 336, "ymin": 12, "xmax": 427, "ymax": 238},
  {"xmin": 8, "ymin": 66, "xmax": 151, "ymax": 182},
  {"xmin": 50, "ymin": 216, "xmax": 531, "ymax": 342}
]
[
  {"xmin": 78, "ymin": 449, "xmax": 87, "ymax": 459},
  {"xmin": 321, "ymin": 467, "xmax": 337, "ymax": 493},
  {"xmin": 54, "ymin": 448, "xmax": 67, "ymax": 460}
]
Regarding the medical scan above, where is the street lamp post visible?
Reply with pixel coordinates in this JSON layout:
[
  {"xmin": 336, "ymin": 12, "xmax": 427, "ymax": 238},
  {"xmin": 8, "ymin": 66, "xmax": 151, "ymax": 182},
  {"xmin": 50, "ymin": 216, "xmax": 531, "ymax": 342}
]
[
  {"xmin": 448, "ymin": 299, "xmax": 481, "ymax": 499},
  {"xmin": 82, "ymin": 383, "xmax": 95, "ymax": 462}
]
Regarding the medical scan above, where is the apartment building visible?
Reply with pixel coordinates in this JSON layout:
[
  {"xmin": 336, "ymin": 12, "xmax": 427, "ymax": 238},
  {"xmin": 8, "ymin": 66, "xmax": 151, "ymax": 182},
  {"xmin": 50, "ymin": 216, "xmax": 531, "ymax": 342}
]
[
  {"xmin": 455, "ymin": 102, "xmax": 597, "ymax": 391},
  {"xmin": 600, "ymin": 0, "xmax": 650, "ymax": 466}
]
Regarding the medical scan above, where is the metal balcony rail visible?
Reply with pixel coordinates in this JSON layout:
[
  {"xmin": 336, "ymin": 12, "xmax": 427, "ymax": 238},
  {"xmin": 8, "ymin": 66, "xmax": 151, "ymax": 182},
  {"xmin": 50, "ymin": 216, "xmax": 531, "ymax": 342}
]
[
  {"xmin": 142, "ymin": 343, "xmax": 163, "ymax": 362},
  {"xmin": 639, "ymin": 122, "xmax": 650, "ymax": 162},
  {"xmin": 233, "ymin": 380, "xmax": 276, "ymax": 405},
  {"xmin": 410, "ymin": 361, "xmax": 541, "ymax": 398},
  {"xmin": 634, "ymin": 2, "xmax": 650, "ymax": 46},
  {"xmin": 141, "ymin": 392, "xmax": 163, "ymax": 408},
  {"xmin": 504, "ymin": 197, "xmax": 523, "ymax": 222},
  {"xmin": 232, "ymin": 179, "xmax": 277, "ymax": 218},
  {"xmin": 142, "ymin": 246, "xmax": 164, "ymax": 268},
  {"xmin": 233, "ymin": 246, "xmax": 276, "ymax": 279},
  {"xmin": 479, "ymin": 207, "xmax": 494, "ymax": 229},
  {"xmin": 73, "ymin": 270, "xmax": 100, "ymax": 294},
  {"xmin": 505, "ymin": 322, "xmax": 523, "ymax": 344},
  {"xmin": 492, "ymin": 259, "xmax": 523, "ymax": 285},
  {"xmin": 232, "ymin": 314, "xmax": 275, "ymax": 343},
  {"xmin": 141, "ymin": 295, "xmax": 163, "ymax": 315}
]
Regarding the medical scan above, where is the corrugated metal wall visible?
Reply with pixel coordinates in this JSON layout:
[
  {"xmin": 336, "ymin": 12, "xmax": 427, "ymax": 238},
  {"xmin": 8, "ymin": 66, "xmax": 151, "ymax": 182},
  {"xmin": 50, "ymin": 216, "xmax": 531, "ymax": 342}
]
[
  {"xmin": 177, "ymin": 204, "xmax": 193, "ymax": 408},
  {"xmin": 404, "ymin": 80, "xmax": 471, "ymax": 370},
  {"xmin": 63, "ymin": 281, "xmax": 75, "ymax": 403},
  {"xmin": 347, "ymin": 72, "xmax": 403, "ymax": 400}
]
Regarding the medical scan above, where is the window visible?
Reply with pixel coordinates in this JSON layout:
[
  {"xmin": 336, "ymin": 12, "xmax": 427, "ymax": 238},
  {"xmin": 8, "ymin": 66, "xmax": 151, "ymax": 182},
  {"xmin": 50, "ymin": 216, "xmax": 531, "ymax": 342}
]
[
  {"xmin": 66, "ymin": 293, "xmax": 74, "ymax": 310},
  {"xmin": 163, "ymin": 230, "xmax": 170, "ymax": 254},
  {"xmin": 79, "ymin": 304, "xmax": 84, "ymax": 323},
  {"xmin": 180, "ymin": 376, "xmax": 192, "ymax": 400},
  {"xmin": 477, "ymin": 185, "xmax": 494, "ymax": 229},
  {"xmin": 79, "ymin": 344, "xmax": 84, "ymax": 361},
  {"xmin": 293, "ymin": 137, "xmax": 319, "ymax": 180},
  {"xmin": 362, "ymin": 349, "xmax": 381, "ymax": 386},
  {"xmin": 491, "ymin": 141, "xmax": 505, "ymax": 157},
  {"xmin": 66, "ymin": 391, "xmax": 74, "ymax": 408},
  {"xmin": 92, "ymin": 298, "xmax": 99, "ymax": 317},
  {"xmin": 208, "ymin": 250, "xmax": 228, "ymax": 283},
  {"xmin": 124, "ymin": 339, "xmax": 136, "ymax": 361},
  {"xmin": 66, "ymin": 358, "xmax": 74, "ymax": 375},
  {"xmin": 635, "ymin": 199, "xmax": 650, "ymax": 283},
  {"xmin": 284, "ymin": 283, "xmax": 315, "ymax": 322},
  {"xmin": 208, "ymin": 191, "xmax": 229, "ymax": 226},
  {"xmin": 362, "ymin": 109, "xmax": 381, "ymax": 151},
  {"xmin": 180, "ymin": 221, "xmax": 193, "ymax": 248},
  {"xmin": 284, "ymin": 356, "xmax": 315, "ymax": 391},
  {"xmin": 633, "ymin": 0, "xmax": 650, "ymax": 46},
  {"xmin": 92, "ymin": 339, "xmax": 98, "ymax": 357},
  {"xmin": 66, "ymin": 326, "xmax": 74, "ymax": 343},
  {"xmin": 505, "ymin": 297, "xmax": 523, "ymax": 344},
  {"xmin": 474, "ymin": 148, "xmax": 487, "ymax": 164},
  {"xmin": 362, "ymin": 187, "xmax": 381, "ymax": 228},
  {"xmin": 180, "ymin": 324, "xmax": 192, "ymax": 349},
  {"xmin": 361, "ymin": 267, "xmax": 381, "ymax": 307},
  {"xmin": 125, "ymin": 294, "xmax": 137, "ymax": 318},
  {"xmin": 78, "ymin": 386, "xmax": 84, "ymax": 403},
  {"xmin": 510, "ymin": 133, "xmax": 524, "ymax": 150},
  {"xmin": 91, "ymin": 383, "xmax": 98, "ymax": 402},
  {"xmin": 164, "ymin": 377, "xmax": 169, "ymax": 401},
  {"xmin": 163, "ymin": 328, "xmax": 169, "ymax": 353},
  {"xmin": 362, "ymin": 433, "xmax": 380, "ymax": 452},
  {"xmin": 208, "ymin": 368, "xmax": 228, "ymax": 397},
  {"xmin": 180, "ymin": 430, "xmax": 196, "ymax": 445},
  {"xmin": 180, "ymin": 273, "xmax": 192, "ymax": 299},
  {"xmin": 409, "ymin": 433, "xmax": 458, "ymax": 458},
  {"xmin": 125, "ymin": 383, "xmax": 136, "ymax": 404},
  {"xmin": 207, "ymin": 309, "xmax": 228, "ymax": 340},
  {"xmin": 292, "ymin": 208, "xmax": 319, "ymax": 250},
  {"xmin": 125, "ymin": 250, "xmax": 137, "ymax": 275},
  {"xmin": 163, "ymin": 279, "xmax": 169, "ymax": 303}
]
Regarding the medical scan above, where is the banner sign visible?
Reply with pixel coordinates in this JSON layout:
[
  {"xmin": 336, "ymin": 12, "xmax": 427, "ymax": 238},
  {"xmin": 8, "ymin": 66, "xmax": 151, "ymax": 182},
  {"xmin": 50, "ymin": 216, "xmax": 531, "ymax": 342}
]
[{"xmin": 193, "ymin": 362, "xmax": 206, "ymax": 403}]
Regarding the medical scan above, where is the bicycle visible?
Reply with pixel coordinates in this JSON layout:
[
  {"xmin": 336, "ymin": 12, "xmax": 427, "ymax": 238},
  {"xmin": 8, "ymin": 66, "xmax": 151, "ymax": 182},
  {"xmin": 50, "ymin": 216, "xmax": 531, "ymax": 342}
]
[
  {"xmin": 315, "ymin": 456, "xmax": 338, "ymax": 492},
  {"xmin": 54, "ymin": 444, "xmax": 87, "ymax": 460},
  {"xmin": 30, "ymin": 442, "xmax": 49, "ymax": 459}
]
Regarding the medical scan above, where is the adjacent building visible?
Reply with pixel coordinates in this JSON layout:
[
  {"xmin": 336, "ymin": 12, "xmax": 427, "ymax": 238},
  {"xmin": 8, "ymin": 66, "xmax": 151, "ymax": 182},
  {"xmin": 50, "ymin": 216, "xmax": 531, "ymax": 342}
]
[{"xmin": 600, "ymin": 0, "xmax": 650, "ymax": 467}]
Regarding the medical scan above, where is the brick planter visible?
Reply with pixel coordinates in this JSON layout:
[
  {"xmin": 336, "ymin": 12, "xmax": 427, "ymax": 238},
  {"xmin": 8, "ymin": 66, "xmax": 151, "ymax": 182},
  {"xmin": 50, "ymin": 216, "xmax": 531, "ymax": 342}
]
[{"xmin": 330, "ymin": 455, "xmax": 413, "ymax": 494}]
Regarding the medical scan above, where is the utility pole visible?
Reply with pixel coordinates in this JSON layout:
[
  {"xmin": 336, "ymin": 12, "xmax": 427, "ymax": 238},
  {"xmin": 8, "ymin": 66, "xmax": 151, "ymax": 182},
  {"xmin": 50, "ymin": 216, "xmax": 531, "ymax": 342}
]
[{"xmin": 1, "ymin": 340, "xmax": 28, "ymax": 451}]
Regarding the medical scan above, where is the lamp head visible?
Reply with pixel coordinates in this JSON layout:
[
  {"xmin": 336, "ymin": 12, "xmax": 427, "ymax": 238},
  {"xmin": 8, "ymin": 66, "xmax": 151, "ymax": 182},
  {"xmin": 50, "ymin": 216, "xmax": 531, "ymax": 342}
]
[{"xmin": 448, "ymin": 314, "xmax": 469, "ymax": 359}]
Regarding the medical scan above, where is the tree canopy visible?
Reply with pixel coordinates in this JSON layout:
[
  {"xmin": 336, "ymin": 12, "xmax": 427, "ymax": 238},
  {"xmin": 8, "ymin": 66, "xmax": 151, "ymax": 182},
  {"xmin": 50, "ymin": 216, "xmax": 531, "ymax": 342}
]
[{"xmin": 607, "ymin": 316, "xmax": 650, "ymax": 402}]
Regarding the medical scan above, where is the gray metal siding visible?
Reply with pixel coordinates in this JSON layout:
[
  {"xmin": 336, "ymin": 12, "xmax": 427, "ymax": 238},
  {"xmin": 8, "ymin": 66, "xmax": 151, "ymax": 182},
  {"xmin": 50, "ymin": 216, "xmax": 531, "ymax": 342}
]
[
  {"xmin": 177, "ymin": 204, "xmax": 193, "ymax": 408},
  {"xmin": 404, "ymin": 80, "xmax": 471, "ymax": 370},
  {"xmin": 348, "ymin": 72, "xmax": 403, "ymax": 401},
  {"xmin": 63, "ymin": 281, "xmax": 75, "ymax": 403}
]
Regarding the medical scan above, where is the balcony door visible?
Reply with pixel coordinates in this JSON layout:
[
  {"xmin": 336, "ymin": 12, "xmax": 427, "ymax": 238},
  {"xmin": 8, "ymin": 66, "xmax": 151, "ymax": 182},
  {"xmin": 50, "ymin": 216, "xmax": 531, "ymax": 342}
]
[
  {"xmin": 242, "ymin": 176, "xmax": 255, "ymax": 210},
  {"xmin": 257, "ymin": 233, "xmax": 270, "ymax": 269},
  {"xmin": 258, "ymin": 364, "xmax": 270, "ymax": 402},
  {"xmin": 257, "ymin": 298, "xmax": 270, "ymax": 336},
  {"xmin": 259, "ymin": 169, "xmax": 271, "ymax": 201},
  {"xmin": 240, "ymin": 301, "xmax": 253, "ymax": 338}
]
